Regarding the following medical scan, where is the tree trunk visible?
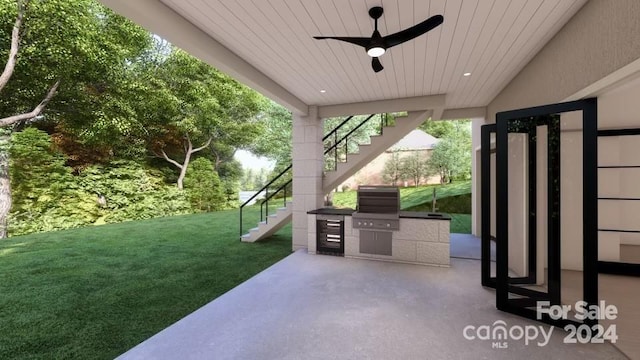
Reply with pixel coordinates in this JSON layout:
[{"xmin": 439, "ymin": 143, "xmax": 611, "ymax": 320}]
[
  {"xmin": 0, "ymin": 1, "xmax": 60, "ymax": 238},
  {"xmin": 157, "ymin": 135, "xmax": 212, "ymax": 190},
  {"xmin": 176, "ymin": 152, "xmax": 191, "ymax": 190},
  {"xmin": 0, "ymin": 130, "xmax": 11, "ymax": 238}
]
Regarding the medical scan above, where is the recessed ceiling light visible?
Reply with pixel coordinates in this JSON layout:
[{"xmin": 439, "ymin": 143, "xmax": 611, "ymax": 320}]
[
  {"xmin": 463, "ymin": 72, "xmax": 471, "ymax": 77},
  {"xmin": 320, "ymin": 89, "xmax": 327, "ymax": 93}
]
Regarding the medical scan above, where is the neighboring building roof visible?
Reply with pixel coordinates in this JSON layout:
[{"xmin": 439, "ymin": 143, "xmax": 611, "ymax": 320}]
[{"xmin": 388, "ymin": 129, "xmax": 439, "ymax": 151}]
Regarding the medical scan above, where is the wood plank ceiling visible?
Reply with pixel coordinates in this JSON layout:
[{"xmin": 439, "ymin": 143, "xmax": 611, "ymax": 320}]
[{"xmin": 159, "ymin": 0, "xmax": 587, "ymax": 109}]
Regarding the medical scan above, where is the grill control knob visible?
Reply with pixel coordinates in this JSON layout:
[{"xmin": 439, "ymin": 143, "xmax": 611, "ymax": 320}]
[
  {"xmin": 369, "ymin": 222, "xmax": 373, "ymax": 226},
  {"xmin": 386, "ymin": 223, "xmax": 390, "ymax": 227},
  {"xmin": 357, "ymin": 222, "xmax": 362, "ymax": 226}
]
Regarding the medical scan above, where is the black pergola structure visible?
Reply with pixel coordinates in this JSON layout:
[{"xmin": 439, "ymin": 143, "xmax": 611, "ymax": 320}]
[{"xmin": 480, "ymin": 98, "xmax": 599, "ymax": 328}]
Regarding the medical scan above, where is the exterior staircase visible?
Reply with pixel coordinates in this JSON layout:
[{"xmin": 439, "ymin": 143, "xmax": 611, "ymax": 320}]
[
  {"xmin": 241, "ymin": 201, "xmax": 292, "ymax": 242},
  {"xmin": 240, "ymin": 109, "xmax": 431, "ymax": 242},
  {"xmin": 322, "ymin": 110, "xmax": 430, "ymax": 192}
]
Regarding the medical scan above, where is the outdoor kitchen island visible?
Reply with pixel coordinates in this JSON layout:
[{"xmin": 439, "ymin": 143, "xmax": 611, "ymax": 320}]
[{"xmin": 307, "ymin": 186, "xmax": 451, "ymax": 267}]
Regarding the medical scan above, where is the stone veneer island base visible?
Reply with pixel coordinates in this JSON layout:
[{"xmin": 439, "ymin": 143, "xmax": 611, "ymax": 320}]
[{"xmin": 308, "ymin": 209, "xmax": 450, "ymax": 267}]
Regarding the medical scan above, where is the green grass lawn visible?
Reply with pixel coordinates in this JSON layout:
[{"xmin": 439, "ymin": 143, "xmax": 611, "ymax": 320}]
[
  {"xmin": 0, "ymin": 207, "xmax": 291, "ymax": 360},
  {"xmin": 449, "ymin": 214, "xmax": 472, "ymax": 234}
]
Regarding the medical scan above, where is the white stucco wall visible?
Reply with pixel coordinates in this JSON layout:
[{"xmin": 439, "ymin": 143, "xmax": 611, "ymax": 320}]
[{"xmin": 474, "ymin": 0, "xmax": 640, "ymax": 273}]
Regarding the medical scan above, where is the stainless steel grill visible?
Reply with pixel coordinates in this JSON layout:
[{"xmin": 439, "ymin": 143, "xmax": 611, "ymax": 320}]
[
  {"xmin": 352, "ymin": 186, "xmax": 400, "ymax": 256},
  {"xmin": 352, "ymin": 186, "xmax": 400, "ymax": 231}
]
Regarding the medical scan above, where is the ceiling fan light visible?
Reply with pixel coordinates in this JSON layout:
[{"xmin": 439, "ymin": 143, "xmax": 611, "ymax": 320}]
[{"xmin": 367, "ymin": 46, "xmax": 385, "ymax": 57}]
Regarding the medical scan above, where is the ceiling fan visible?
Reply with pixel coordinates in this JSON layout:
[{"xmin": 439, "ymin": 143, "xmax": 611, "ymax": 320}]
[{"xmin": 314, "ymin": 7, "xmax": 443, "ymax": 73}]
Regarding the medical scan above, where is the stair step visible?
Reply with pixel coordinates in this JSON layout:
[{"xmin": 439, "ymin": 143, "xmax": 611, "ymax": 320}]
[
  {"xmin": 249, "ymin": 227, "xmax": 259, "ymax": 233},
  {"xmin": 322, "ymin": 110, "xmax": 431, "ymax": 193}
]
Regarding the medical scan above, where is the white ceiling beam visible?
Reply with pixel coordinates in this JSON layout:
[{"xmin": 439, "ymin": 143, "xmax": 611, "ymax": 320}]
[
  {"xmin": 563, "ymin": 57, "xmax": 640, "ymax": 101},
  {"xmin": 440, "ymin": 107, "xmax": 487, "ymax": 120},
  {"xmin": 431, "ymin": 107, "xmax": 445, "ymax": 121},
  {"xmin": 99, "ymin": 0, "xmax": 309, "ymax": 115},
  {"xmin": 318, "ymin": 95, "xmax": 446, "ymax": 119}
]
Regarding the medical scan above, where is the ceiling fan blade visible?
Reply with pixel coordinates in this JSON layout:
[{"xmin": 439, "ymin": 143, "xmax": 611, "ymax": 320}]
[
  {"xmin": 383, "ymin": 15, "xmax": 443, "ymax": 48},
  {"xmin": 372, "ymin": 57, "xmax": 384, "ymax": 73},
  {"xmin": 313, "ymin": 36, "xmax": 370, "ymax": 48}
]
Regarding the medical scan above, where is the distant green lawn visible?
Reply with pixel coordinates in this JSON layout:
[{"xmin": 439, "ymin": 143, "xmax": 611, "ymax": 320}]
[
  {"xmin": 332, "ymin": 181, "xmax": 472, "ymax": 233},
  {"xmin": 0, "ymin": 207, "xmax": 291, "ymax": 360}
]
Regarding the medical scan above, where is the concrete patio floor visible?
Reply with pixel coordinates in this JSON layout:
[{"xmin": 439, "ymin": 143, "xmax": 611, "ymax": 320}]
[
  {"xmin": 118, "ymin": 249, "xmax": 625, "ymax": 359},
  {"xmin": 449, "ymin": 233, "xmax": 495, "ymax": 261}
]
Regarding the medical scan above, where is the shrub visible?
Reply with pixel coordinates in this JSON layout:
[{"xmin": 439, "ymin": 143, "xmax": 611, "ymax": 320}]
[
  {"xmin": 9, "ymin": 128, "xmax": 100, "ymax": 235},
  {"xmin": 183, "ymin": 157, "xmax": 226, "ymax": 212},
  {"xmin": 79, "ymin": 160, "xmax": 191, "ymax": 223}
]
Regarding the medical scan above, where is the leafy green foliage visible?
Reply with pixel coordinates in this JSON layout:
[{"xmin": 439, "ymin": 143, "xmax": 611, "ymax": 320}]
[
  {"xmin": 216, "ymin": 159, "xmax": 242, "ymax": 208},
  {"xmin": 0, "ymin": 0, "xmax": 153, "ymax": 154},
  {"xmin": 252, "ymin": 101, "xmax": 293, "ymax": 167},
  {"xmin": 400, "ymin": 151, "xmax": 430, "ymax": 187},
  {"xmin": 419, "ymin": 118, "xmax": 471, "ymax": 137},
  {"xmin": 426, "ymin": 124, "xmax": 472, "ymax": 184},
  {"xmin": 221, "ymin": 178, "xmax": 240, "ymax": 209},
  {"xmin": 9, "ymin": 128, "xmax": 98, "ymax": 235},
  {"xmin": 79, "ymin": 160, "xmax": 191, "ymax": 224},
  {"xmin": 324, "ymin": 114, "xmax": 385, "ymax": 171},
  {"xmin": 241, "ymin": 168, "xmax": 257, "ymax": 190},
  {"xmin": 9, "ymin": 129, "xmax": 193, "ymax": 236},
  {"xmin": 382, "ymin": 151, "xmax": 405, "ymax": 185},
  {"xmin": 145, "ymin": 48, "xmax": 265, "ymax": 182},
  {"xmin": 240, "ymin": 167, "xmax": 273, "ymax": 192},
  {"xmin": 184, "ymin": 157, "xmax": 225, "ymax": 212},
  {"xmin": 1, "ymin": 0, "xmax": 277, "ymax": 236}
]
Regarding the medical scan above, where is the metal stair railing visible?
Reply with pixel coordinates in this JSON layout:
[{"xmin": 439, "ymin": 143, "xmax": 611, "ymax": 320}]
[
  {"xmin": 239, "ymin": 113, "xmax": 392, "ymax": 240},
  {"xmin": 324, "ymin": 113, "xmax": 390, "ymax": 171},
  {"xmin": 239, "ymin": 165, "xmax": 291, "ymax": 240},
  {"xmin": 259, "ymin": 178, "xmax": 292, "ymax": 226}
]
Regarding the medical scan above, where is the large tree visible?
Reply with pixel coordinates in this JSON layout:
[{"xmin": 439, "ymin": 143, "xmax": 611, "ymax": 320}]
[
  {"xmin": 0, "ymin": 0, "xmax": 152, "ymax": 140},
  {"xmin": 382, "ymin": 151, "xmax": 404, "ymax": 186},
  {"xmin": 0, "ymin": 1, "xmax": 60, "ymax": 237},
  {"xmin": 251, "ymin": 101, "xmax": 293, "ymax": 169},
  {"xmin": 0, "ymin": 0, "xmax": 152, "ymax": 237},
  {"xmin": 147, "ymin": 49, "xmax": 264, "ymax": 190},
  {"xmin": 426, "ymin": 126, "xmax": 472, "ymax": 184},
  {"xmin": 400, "ymin": 151, "xmax": 430, "ymax": 187}
]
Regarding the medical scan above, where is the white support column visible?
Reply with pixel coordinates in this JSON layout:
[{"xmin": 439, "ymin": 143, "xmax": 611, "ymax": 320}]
[
  {"xmin": 471, "ymin": 117, "xmax": 487, "ymax": 236},
  {"xmin": 292, "ymin": 106, "xmax": 324, "ymax": 251}
]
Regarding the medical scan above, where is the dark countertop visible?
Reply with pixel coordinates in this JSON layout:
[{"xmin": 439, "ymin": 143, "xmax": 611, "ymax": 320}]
[
  {"xmin": 307, "ymin": 208, "xmax": 451, "ymax": 221},
  {"xmin": 398, "ymin": 211, "xmax": 451, "ymax": 221},
  {"xmin": 307, "ymin": 208, "xmax": 356, "ymax": 216}
]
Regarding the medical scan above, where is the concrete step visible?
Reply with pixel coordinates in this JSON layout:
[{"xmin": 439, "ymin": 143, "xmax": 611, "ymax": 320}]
[{"xmin": 241, "ymin": 204, "xmax": 293, "ymax": 243}]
